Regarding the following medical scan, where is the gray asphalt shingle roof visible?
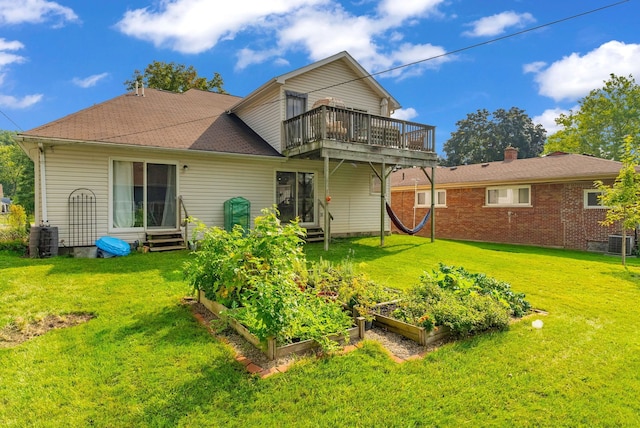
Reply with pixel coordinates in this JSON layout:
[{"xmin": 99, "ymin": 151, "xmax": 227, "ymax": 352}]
[
  {"xmin": 20, "ymin": 88, "xmax": 281, "ymax": 157},
  {"xmin": 392, "ymin": 152, "xmax": 626, "ymax": 188}
]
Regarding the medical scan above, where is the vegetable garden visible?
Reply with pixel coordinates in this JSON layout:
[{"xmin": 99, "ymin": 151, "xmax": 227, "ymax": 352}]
[{"xmin": 183, "ymin": 208, "xmax": 531, "ymax": 358}]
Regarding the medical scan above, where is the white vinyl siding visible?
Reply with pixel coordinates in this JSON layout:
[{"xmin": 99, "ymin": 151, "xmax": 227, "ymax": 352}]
[
  {"xmin": 28, "ymin": 142, "xmax": 387, "ymax": 246},
  {"xmin": 233, "ymin": 85, "xmax": 282, "ymax": 152},
  {"xmin": 326, "ymin": 161, "xmax": 389, "ymax": 234},
  {"xmin": 286, "ymin": 60, "xmax": 383, "ymax": 116},
  {"xmin": 486, "ymin": 185, "xmax": 531, "ymax": 207},
  {"xmin": 235, "ymin": 59, "xmax": 387, "ymax": 154}
]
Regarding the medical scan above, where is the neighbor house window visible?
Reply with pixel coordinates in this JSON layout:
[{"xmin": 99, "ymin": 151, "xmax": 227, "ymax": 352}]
[
  {"xmin": 111, "ymin": 160, "xmax": 177, "ymax": 230},
  {"xmin": 486, "ymin": 185, "xmax": 531, "ymax": 207},
  {"xmin": 584, "ymin": 189, "xmax": 607, "ymax": 208},
  {"xmin": 415, "ymin": 190, "xmax": 446, "ymax": 207}
]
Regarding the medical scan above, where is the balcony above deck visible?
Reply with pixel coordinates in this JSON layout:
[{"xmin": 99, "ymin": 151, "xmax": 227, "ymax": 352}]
[{"xmin": 282, "ymin": 105, "xmax": 437, "ymax": 167}]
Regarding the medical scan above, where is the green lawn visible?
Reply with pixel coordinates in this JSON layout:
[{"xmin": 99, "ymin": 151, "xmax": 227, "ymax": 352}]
[{"xmin": 1, "ymin": 236, "xmax": 639, "ymax": 427}]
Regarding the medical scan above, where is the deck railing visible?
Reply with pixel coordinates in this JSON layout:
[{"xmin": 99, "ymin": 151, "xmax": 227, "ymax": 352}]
[{"xmin": 283, "ymin": 105, "xmax": 435, "ymax": 152}]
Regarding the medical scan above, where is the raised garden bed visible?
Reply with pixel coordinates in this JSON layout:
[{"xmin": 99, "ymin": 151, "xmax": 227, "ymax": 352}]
[
  {"xmin": 373, "ymin": 311, "xmax": 450, "ymax": 346},
  {"xmin": 198, "ymin": 290, "xmax": 365, "ymax": 360},
  {"xmin": 362, "ymin": 302, "xmax": 449, "ymax": 346}
]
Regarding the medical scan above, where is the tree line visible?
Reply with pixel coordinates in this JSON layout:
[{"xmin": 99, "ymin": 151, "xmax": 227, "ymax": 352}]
[{"xmin": 441, "ymin": 74, "xmax": 639, "ymax": 165}]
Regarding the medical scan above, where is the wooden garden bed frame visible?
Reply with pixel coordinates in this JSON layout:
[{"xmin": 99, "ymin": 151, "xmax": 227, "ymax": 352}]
[
  {"xmin": 372, "ymin": 312, "xmax": 451, "ymax": 346},
  {"xmin": 198, "ymin": 290, "xmax": 365, "ymax": 360}
]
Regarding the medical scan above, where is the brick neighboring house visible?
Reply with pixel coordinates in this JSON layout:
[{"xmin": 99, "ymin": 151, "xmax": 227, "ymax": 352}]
[{"xmin": 390, "ymin": 147, "xmax": 633, "ymax": 252}]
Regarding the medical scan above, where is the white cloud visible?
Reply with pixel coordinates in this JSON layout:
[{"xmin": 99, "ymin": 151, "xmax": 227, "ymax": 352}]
[
  {"xmin": 72, "ymin": 72, "xmax": 109, "ymax": 88},
  {"xmin": 236, "ymin": 48, "xmax": 284, "ymax": 70},
  {"xmin": 0, "ymin": 93, "xmax": 43, "ymax": 109},
  {"xmin": 0, "ymin": 0, "xmax": 78, "ymax": 26},
  {"xmin": 116, "ymin": 0, "xmax": 451, "ymax": 78},
  {"xmin": 116, "ymin": 0, "xmax": 324, "ymax": 54},
  {"xmin": 463, "ymin": 11, "xmax": 535, "ymax": 37},
  {"xmin": 391, "ymin": 107, "xmax": 418, "ymax": 121},
  {"xmin": 377, "ymin": 0, "xmax": 444, "ymax": 24},
  {"xmin": 0, "ymin": 38, "xmax": 26, "ymax": 69},
  {"xmin": 522, "ymin": 61, "xmax": 545, "ymax": 74},
  {"xmin": 0, "ymin": 38, "xmax": 42, "ymax": 109},
  {"xmin": 0, "ymin": 38, "xmax": 24, "ymax": 51},
  {"xmin": 533, "ymin": 107, "xmax": 570, "ymax": 136},
  {"xmin": 528, "ymin": 41, "xmax": 640, "ymax": 102}
]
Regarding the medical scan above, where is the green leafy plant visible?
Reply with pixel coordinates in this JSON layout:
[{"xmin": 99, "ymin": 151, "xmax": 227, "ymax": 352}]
[
  {"xmin": 183, "ymin": 207, "xmax": 352, "ymax": 350},
  {"xmin": 421, "ymin": 263, "xmax": 531, "ymax": 317},
  {"xmin": 307, "ymin": 259, "xmax": 400, "ymax": 321},
  {"xmin": 389, "ymin": 264, "xmax": 530, "ymax": 337},
  {"xmin": 0, "ymin": 204, "xmax": 28, "ymax": 254}
]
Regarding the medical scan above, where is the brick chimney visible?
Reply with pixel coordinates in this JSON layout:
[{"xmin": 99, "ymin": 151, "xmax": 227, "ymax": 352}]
[{"xmin": 504, "ymin": 146, "xmax": 518, "ymax": 161}]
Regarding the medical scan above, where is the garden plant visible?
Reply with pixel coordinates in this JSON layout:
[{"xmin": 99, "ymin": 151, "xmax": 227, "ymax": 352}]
[{"xmin": 183, "ymin": 208, "xmax": 353, "ymax": 350}]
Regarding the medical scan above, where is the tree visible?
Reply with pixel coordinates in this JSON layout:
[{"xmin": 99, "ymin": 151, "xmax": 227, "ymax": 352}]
[
  {"xmin": 124, "ymin": 61, "xmax": 227, "ymax": 94},
  {"xmin": 0, "ymin": 130, "xmax": 35, "ymax": 214},
  {"xmin": 544, "ymin": 74, "xmax": 640, "ymax": 160},
  {"xmin": 442, "ymin": 107, "xmax": 546, "ymax": 166},
  {"xmin": 594, "ymin": 136, "xmax": 640, "ymax": 267}
]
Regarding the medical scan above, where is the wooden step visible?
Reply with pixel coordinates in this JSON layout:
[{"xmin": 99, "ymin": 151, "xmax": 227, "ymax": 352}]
[
  {"xmin": 145, "ymin": 230, "xmax": 185, "ymax": 252},
  {"xmin": 304, "ymin": 227, "xmax": 325, "ymax": 243},
  {"xmin": 146, "ymin": 237, "xmax": 185, "ymax": 244},
  {"xmin": 149, "ymin": 245, "xmax": 186, "ymax": 252}
]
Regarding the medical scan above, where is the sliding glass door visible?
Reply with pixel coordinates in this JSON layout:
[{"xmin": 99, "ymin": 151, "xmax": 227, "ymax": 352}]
[
  {"xmin": 112, "ymin": 160, "xmax": 177, "ymax": 230},
  {"xmin": 276, "ymin": 171, "xmax": 315, "ymax": 225}
]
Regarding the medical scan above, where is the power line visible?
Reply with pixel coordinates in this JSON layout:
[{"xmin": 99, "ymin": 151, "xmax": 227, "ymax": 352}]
[
  {"xmin": 317, "ymin": 0, "xmax": 631, "ymax": 92},
  {"xmin": 0, "ymin": 109, "xmax": 23, "ymax": 132}
]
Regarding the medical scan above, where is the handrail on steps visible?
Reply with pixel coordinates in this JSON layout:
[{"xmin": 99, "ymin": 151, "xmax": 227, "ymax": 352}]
[{"xmin": 178, "ymin": 195, "xmax": 189, "ymax": 247}]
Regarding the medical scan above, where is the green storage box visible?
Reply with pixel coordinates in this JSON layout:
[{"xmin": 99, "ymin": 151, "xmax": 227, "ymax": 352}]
[{"xmin": 224, "ymin": 197, "xmax": 250, "ymax": 232}]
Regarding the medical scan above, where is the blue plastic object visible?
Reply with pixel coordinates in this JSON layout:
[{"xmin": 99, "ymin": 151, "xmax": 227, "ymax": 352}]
[{"xmin": 96, "ymin": 236, "xmax": 131, "ymax": 257}]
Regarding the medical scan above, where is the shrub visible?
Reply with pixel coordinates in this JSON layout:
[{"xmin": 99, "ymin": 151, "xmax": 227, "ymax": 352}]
[
  {"xmin": 430, "ymin": 292, "xmax": 510, "ymax": 337},
  {"xmin": 391, "ymin": 264, "xmax": 530, "ymax": 337},
  {"xmin": 7, "ymin": 204, "xmax": 27, "ymax": 232},
  {"xmin": 0, "ymin": 204, "xmax": 28, "ymax": 254},
  {"xmin": 420, "ymin": 263, "xmax": 531, "ymax": 317}
]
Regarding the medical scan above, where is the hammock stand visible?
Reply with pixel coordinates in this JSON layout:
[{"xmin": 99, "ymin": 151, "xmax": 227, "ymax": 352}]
[{"xmin": 385, "ymin": 202, "xmax": 431, "ymax": 235}]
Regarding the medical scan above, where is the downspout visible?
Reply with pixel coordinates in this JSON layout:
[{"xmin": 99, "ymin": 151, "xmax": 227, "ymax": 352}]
[
  {"xmin": 38, "ymin": 143, "xmax": 48, "ymax": 223},
  {"xmin": 431, "ymin": 166, "xmax": 435, "ymax": 243}
]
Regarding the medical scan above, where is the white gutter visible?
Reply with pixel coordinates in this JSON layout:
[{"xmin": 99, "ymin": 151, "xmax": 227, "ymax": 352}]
[{"xmin": 38, "ymin": 142, "xmax": 48, "ymax": 222}]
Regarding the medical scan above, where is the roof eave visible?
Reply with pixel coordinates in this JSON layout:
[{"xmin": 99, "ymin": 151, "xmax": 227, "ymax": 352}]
[{"xmin": 17, "ymin": 135, "xmax": 286, "ymax": 161}]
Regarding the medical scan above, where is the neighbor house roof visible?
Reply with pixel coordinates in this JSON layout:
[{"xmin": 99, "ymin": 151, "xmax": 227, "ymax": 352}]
[
  {"xmin": 391, "ymin": 152, "xmax": 627, "ymax": 189},
  {"xmin": 19, "ymin": 88, "xmax": 281, "ymax": 157},
  {"xmin": 229, "ymin": 51, "xmax": 401, "ymax": 113}
]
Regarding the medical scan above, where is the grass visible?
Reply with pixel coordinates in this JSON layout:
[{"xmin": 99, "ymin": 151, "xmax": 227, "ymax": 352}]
[{"xmin": 1, "ymin": 236, "xmax": 640, "ymax": 426}]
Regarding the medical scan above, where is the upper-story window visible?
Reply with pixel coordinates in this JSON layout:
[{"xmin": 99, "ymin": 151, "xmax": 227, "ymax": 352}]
[
  {"xmin": 486, "ymin": 185, "xmax": 531, "ymax": 207},
  {"xmin": 286, "ymin": 91, "xmax": 307, "ymax": 119}
]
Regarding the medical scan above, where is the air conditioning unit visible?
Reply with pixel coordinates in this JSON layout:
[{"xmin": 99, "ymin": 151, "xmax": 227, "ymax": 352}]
[{"xmin": 608, "ymin": 235, "xmax": 634, "ymax": 255}]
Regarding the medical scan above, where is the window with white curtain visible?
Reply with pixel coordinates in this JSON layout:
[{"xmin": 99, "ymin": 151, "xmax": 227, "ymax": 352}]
[
  {"xmin": 111, "ymin": 160, "xmax": 177, "ymax": 230},
  {"xmin": 486, "ymin": 185, "xmax": 531, "ymax": 207}
]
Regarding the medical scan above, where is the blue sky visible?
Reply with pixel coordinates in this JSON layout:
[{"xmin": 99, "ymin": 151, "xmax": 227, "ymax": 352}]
[{"xmin": 1, "ymin": 0, "xmax": 638, "ymax": 156}]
